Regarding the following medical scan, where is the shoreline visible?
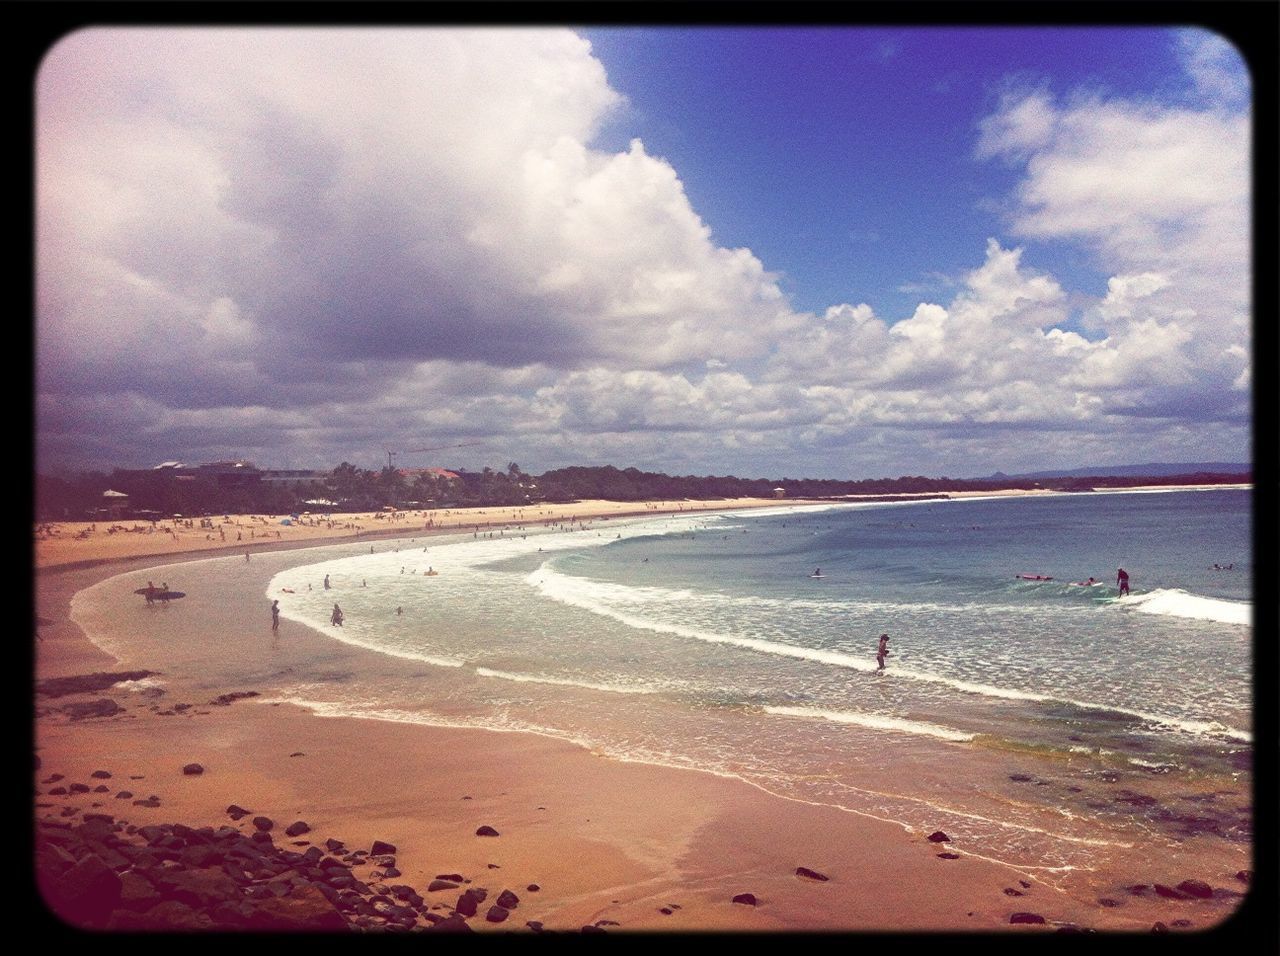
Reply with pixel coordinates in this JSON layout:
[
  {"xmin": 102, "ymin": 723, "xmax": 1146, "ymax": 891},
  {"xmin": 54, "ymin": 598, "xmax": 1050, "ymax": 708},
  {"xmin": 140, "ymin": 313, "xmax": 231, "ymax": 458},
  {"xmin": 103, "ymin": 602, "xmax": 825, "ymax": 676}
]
[{"xmin": 34, "ymin": 490, "xmax": 1255, "ymax": 933}]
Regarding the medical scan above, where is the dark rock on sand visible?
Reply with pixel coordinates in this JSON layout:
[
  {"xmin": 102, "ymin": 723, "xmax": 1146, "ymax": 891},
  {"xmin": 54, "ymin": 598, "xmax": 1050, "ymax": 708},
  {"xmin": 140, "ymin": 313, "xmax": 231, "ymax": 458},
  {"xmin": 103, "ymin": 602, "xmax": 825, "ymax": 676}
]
[
  {"xmin": 370, "ymin": 839, "xmax": 397, "ymax": 855},
  {"xmin": 209, "ymin": 691, "xmax": 260, "ymax": 706},
  {"xmin": 1003, "ymin": 888, "xmax": 1024, "ymax": 896},
  {"xmin": 1151, "ymin": 922, "xmax": 1169, "ymax": 933},
  {"xmin": 226, "ymin": 804, "xmax": 251, "ymax": 820},
  {"xmin": 91, "ymin": 770, "xmax": 112, "ymax": 779},
  {"xmin": 285, "ymin": 820, "xmax": 311, "ymax": 837},
  {"xmin": 253, "ymin": 816, "xmax": 274, "ymax": 831},
  {"xmin": 93, "ymin": 785, "xmax": 110, "ymax": 793},
  {"xmin": 1176, "ymin": 879, "xmax": 1213, "ymax": 899},
  {"xmin": 937, "ymin": 853, "xmax": 960, "ymax": 860},
  {"xmin": 1009, "ymin": 774, "xmax": 1033, "ymax": 782},
  {"xmin": 1098, "ymin": 898, "xmax": 1120, "ymax": 907},
  {"xmin": 36, "ymin": 670, "xmax": 156, "ymax": 699},
  {"xmin": 659, "ymin": 907, "xmax": 673, "ymax": 915},
  {"xmin": 927, "ymin": 831, "xmax": 951, "ymax": 843},
  {"xmin": 1009, "ymin": 912, "xmax": 1046, "ymax": 924},
  {"xmin": 65, "ymin": 699, "xmax": 126, "ymax": 720},
  {"xmin": 428, "ymin": 880, "xmax": 459, "ymax": 892},
  {"xmin": 115, "ymin": 791, "xmax": 133, "ymax": 800},
  {"xmin": 436, "ymin": 872, "xmax": 464, "ymax": 882},
  {"xmin": 455, "ymin": 889, "xmax": 482, "ymax": 917},
  {"xmin": 732, "ymin": 893, "xmax": 758, "ymax": 906},
  {"xmin": 182, "ymin": 763, "xmax": 204, "ymax": 775},
  {"xmin": 426, "ymin": 914, "xmax": 473, "ymax": 932},
  {"xmin": 475, "ymin": 825, "xmax": 499, "ymax": 837},
  {"xmin": 496, "ymin": 889, "xmax": 519, "ymax": 909},
  {"xmin": 49, "ymin": 786, "xmax": 68, "ymax": 796},
  {"xmin": 69, "ymin": 782, "xmax": 91, "ymax": 793},
  {"xmin": 527, "ymin": 883, "xmax": 540, "ymax": 892},
  {"xmin": 795, "ymin": 866, "xmax": 829, "ymax": 881},
  {"xmin": 325, "ymin": 838, "xmax": 345, "ymax": 853},
  {"xmin": 1236, "ymin": 870, "xmax": 1251, "ymax": 884},
  {"xmin": 486, "ymin": 904, "xmax": 510, "ymax": 923},
  {"xmin": 1153, "ymin": 884, "xmax": 1187, "ymax": 900}
]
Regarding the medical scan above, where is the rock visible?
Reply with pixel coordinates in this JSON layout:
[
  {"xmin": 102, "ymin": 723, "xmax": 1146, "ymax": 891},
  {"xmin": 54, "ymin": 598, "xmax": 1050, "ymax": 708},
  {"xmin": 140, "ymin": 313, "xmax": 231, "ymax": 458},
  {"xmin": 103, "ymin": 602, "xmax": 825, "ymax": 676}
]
[
  {"xmin": 44, "ymin": 853, "xmax": 123, "ymax": 926},
  {"xmin": 582, "ymin": 924, "xmax": 607, "ymax": 933},
  {"xmin": 1175, "ymin": 879, "xmax": 1212, "ymax": 899},
  {"xmin": 49, "ymin": 786, "xmax": 68, "ymax": 796},
  {"xmin": 732, "ymin": 893, "xmax": 758, "ymax": 906},
  {"xmin": 1126, "ymin": 884, "xmax": 1149, "ymax": 896},
  {"xmin": 659, "ymin": 907, "xmax": 672, "ymax": 914},
  {"xmin": 1009, "ymin": 774, "xmax": 1033, "ymax": 782},
  {"xmin": 325, "ymin": 838, "xmax": 345, "ymax": 852},
  {"xmin": 284, "ymin": 820, "xmax": 310, "ymax": 837},
  {"xmin": 370, "ymin": 840, "xmax": 397, "ymax": 855},
  {"xmin": 251, "ymin": 831, "xmax": 274, "ymax": 844},
  {"xmin": 426, "ymin": 914, "xmax": 473, "ymax": 932},
  {"xmin": 182, "ymin": 763, "xmax": 204, "ymax": 776},
  {"xmin": 226, "ymin": 804, "xmax": 251, "ymax": 819},
  {"xmin": 36, "ymin": 670, "xmax": 156, "ymax": 698},
  {"xmin": 428, "ymin": 880, "xmax": 459, "ymax": 892},
  {"xmin": 1003, "ymin": 888, "xmax": 1024, "ymax": 896},
  {"xmin": 117, "ymin": 871, "xmax": 163, "ymax": 912},
  {"xmin": 1235, "ymin": 870, "xmax": 1251, "ymax": 884},
  {"xmin": 209, "ymin": 691, "xmax": 260, "ymax": 706},
  {"xmin": 475, "ymin": 825, "xmax": 499, "ymax": 837},
  {"xmin": 115, "ymin": 791, "xmax": 133, "ymax": 799},
  {"xmin": 117, "ymin": 899, "xmax": 214, "ymax": 930},
  {"xmin": 496, "ymin": 889, "xmax": 519, "ymax": 909},
  {"xmin": 455, "ymin": 889, "xmax": 482, "ymax": 917},
  {"xmin": 93, "ymin": 785, "xmax": 110, "ymax": 793},
  {"xmin": 91, "ymin": 770, "xmax": 112, "ymax": 779},
  {"xmin": 1151, "ymin": 922, "xmax": 1169, "ymax": 933},
  {"xmin": 245, "ymin": 884, "xmax": 349, "ymax": 931},
  {"xmin": 70, "ymin": 783, "xmax": 92, "ymax": 794},
  {"xmin": 252, "ymin": 816, "xmax": 274, "ymax": 831},
  {"xmin": 527, "ymin": 883, "xmax": 540, "ymax": 892},
  {"xmin": 1153, "ymin": 884, "xmax": 1187, "ymax": 900},
  {"xmin": 1098, "ymin": 898, "xmax": 1120, "ymax": 908},
  {"xmin": 926, "ymin": 831, "xmax": 951, "ymax": 843},
  {"xmin": 289, "ymin": 752, "xmax": 305, "ymax": 757},
  {"xmin": 436, "ymin": 872, "xmax": 464, "ymax": 882},
  {"xmin": 1009, "ymin": 912, "xmax": 1046, "ymax": 924},
  {"xmin": 937, "ymin": 853, "xmax": 960, "ymax": 860},
  {"xmin": 795, "ymin": 866, "xmax": 829, "ymax": 881},
  {"xmin": 486, "ymin": 905, "xmax": 510, "ymax": 923},
  {"xmin": 527, "ymin": 920, "xmax": 544, "ymax": 932}
]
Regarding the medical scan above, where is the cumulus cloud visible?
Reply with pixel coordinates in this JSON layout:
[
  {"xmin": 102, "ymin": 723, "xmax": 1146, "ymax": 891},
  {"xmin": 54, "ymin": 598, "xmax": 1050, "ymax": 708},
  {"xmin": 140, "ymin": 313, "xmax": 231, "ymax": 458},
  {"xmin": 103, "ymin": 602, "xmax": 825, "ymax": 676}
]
[{"xmin": 35, "ymin": 28, "xmax": 1251, "ymax": 478}]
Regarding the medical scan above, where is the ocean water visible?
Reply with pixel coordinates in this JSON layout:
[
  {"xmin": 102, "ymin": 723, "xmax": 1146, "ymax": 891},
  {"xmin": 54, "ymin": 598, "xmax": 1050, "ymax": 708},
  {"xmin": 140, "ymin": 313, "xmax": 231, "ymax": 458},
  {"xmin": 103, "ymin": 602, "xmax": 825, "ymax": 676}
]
[
  {"xmin": 252, "ymin": 488, "xmax": 1252, "ymax": 878},
  {"xmin": 72, "ymin": 487, "xmax": 1252, "ymax": 887}
]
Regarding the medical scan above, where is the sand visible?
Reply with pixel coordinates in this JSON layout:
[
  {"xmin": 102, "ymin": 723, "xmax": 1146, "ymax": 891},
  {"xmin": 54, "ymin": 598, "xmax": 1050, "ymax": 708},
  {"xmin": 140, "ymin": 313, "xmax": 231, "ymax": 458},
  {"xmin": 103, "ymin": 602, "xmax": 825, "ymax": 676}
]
[{"xmin": 33, "ymin": 491, "xmax": 1256, "ymax": 933}]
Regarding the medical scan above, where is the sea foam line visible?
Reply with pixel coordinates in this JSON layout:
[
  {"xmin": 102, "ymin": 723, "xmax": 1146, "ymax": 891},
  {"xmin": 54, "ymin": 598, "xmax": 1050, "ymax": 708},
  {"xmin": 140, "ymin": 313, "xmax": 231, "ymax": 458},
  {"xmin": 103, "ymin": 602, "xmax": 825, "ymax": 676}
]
[
  {"xmin": 1121, "ymin": 588, "xmax": 1250, "ymax": 626},
  {"xmin": 474, "ymin": 667, "xmax": 658, "ymax": 695},
  {"xmin": 764, "ymin": 704, "xmax": 973, "ymax": 742}
]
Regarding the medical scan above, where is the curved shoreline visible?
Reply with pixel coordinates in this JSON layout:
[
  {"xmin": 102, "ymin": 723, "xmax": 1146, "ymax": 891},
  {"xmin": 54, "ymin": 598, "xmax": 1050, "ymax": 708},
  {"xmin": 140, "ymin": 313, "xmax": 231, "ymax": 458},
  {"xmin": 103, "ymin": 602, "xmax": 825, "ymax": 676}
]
[{"xmin": 34, "ymin": 494, "xmax": 1254, "ymax": 933}]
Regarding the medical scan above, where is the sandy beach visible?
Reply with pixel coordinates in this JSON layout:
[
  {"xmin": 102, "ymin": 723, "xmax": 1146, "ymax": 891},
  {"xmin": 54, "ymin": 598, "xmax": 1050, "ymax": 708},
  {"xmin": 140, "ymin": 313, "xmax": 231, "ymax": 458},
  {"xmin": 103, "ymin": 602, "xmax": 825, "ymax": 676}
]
[{"xmin": 33, "ymin": 491, "xmax": 1256, "ymax": 934}]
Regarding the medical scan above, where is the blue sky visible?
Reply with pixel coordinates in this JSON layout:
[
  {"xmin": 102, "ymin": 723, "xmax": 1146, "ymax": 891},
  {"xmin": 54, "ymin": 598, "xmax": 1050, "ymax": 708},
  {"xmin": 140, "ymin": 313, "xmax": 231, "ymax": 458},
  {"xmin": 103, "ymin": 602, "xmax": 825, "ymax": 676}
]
[
  {"xmin": 35, "ymin": 25, "xmax": 1254, "ymax": 478},
  {"xmin": 582, "ymin": 26, "xmax": 1234, "ymax": 323}
]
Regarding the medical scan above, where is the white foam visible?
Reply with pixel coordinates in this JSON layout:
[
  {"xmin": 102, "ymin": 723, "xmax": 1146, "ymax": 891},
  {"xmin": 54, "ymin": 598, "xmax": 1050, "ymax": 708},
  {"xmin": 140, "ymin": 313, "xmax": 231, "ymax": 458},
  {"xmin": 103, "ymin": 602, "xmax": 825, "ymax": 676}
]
[
  {"xmin": 1122, "ymin": 588, "xmax": 1250, "ymax": 626},
  {"xmin": 474, "ymin": 667, "xmax": 658, "ymax": 695},
  {"xmin": 764, "ymin": 704, "xmax": 974, "ymax": 742}
]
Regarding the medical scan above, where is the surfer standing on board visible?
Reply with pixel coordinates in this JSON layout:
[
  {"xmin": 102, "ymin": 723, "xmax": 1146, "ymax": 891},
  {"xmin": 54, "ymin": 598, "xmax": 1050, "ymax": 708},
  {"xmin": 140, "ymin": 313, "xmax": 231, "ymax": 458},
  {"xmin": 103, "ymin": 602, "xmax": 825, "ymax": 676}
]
[
  {"xmin": 876, "ymin": 634, "xmax": 890, "ymax": 672},
  {"xmin": 1116, "ymin": 567, "xmax": 1130, "ymax": 596}
]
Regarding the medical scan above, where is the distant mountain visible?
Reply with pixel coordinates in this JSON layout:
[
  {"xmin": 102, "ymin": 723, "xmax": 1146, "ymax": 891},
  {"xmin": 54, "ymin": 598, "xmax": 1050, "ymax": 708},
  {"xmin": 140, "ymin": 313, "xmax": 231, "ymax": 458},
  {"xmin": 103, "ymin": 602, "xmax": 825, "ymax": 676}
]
[{"xmin": 973, "ymin": 462, "xmax": 1250, "ymax": 481}]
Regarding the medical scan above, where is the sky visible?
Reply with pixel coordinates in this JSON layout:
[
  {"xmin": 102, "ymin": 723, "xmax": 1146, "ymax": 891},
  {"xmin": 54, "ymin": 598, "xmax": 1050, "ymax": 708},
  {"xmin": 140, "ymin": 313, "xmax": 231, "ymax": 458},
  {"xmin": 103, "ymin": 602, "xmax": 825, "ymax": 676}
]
[{"xmin": 34, "ymin": 24, "xmax": 1255, "ymax": 480}]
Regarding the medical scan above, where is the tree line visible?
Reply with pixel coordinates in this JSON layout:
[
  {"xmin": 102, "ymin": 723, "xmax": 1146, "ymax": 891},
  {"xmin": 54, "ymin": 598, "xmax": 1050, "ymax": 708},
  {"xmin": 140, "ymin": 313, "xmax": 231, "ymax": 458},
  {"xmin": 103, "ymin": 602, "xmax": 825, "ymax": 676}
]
[{"xmin": 33, "ymin": 462, "xmax": 1250, "ymax": 522}]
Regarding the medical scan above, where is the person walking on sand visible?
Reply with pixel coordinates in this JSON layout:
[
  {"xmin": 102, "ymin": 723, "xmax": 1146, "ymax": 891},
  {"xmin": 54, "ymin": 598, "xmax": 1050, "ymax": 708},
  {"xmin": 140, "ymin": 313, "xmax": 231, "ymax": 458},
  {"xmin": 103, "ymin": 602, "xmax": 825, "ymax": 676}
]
[
  {"xmin": 271, "ymin": 599, "xmax": 280, "ymax": 632},
  {"xmin": 331, "ymin": 603, "xmax": 344, "ymax": 627},
  {"xmin": 145, "ymin": 581, "xmax": 157, "ymax": 605},
  {"xmin": 1116, "ymin": 567, "xmax": 1130, "ymax": 596},
  {"xmin": 876, "ymin": 633, "xmax": 890, "ymax": 671}
]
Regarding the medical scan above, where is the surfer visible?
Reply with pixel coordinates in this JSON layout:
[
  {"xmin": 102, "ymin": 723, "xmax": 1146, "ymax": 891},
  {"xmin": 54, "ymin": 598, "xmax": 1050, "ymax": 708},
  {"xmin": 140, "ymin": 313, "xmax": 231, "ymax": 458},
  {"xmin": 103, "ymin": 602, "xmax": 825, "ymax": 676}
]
[
  {"xmin": 1116, "ymin": 567, "xmax": 1130, "ymax": 596},
  {"xmin": 331, "ymin": 604, "xmax": 344, "ymax": 627},
  {"xmin": 271, "ymin": 599, "xmax": 280, "ymax": 632},
  {"xmin": 876, "ymin": 634, "xmax": 890, "ymax": 672},
  {"xmin": 145, "ymin": 581, "xmax": 157, "ymax": 605}
]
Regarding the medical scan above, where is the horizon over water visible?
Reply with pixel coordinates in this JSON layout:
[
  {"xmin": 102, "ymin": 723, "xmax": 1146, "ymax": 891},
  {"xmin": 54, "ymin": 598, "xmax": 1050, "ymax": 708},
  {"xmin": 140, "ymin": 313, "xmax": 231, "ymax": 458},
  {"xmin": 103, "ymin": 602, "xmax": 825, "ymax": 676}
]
[{"xmin": 72, "ymin": 486, "xmax": 1252, "ymax": 900}]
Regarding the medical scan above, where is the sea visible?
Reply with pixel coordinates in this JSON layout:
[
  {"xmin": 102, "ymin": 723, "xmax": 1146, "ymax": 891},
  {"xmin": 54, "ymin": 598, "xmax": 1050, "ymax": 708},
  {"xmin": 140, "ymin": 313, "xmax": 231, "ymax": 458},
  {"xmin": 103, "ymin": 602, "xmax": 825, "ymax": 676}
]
[{"xmin": 75, "ymin": 487, "xmax": 1254, "ymax": 887}]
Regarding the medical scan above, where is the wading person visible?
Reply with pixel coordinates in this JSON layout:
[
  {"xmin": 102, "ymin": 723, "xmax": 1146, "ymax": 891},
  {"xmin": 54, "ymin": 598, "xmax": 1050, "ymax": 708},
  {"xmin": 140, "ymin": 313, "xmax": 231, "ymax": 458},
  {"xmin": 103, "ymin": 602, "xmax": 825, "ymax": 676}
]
[
  {"xmin": 876, "ymin": 633, "xmax": 890, "ymax": 672},
  {"xmin": 1116, "ymin": 567, "xmax": 1130, "ymax": 596}
]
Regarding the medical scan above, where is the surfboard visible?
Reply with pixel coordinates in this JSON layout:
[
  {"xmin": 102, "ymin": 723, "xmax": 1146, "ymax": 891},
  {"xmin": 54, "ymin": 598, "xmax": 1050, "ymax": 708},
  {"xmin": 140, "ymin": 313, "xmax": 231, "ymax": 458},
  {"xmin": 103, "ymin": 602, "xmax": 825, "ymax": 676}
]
[
  {"xmin": 154, "ymin": 591, "xmax": 185, "ymax": 601},
  {"xmin": 1016, "ymin": 574, "xmax": 1053, "ymax": 581},
  {"xmin": 810, "ymin": 573, "xmax": 824, "ymax": 578}
]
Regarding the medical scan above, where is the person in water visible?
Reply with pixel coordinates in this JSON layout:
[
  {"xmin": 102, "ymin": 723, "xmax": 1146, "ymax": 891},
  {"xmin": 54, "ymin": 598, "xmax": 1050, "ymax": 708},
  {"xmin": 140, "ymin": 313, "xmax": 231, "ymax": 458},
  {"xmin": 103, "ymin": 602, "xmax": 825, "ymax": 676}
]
[
  {"xmin": 876, "ymin": 633, "xmax": 890, "ymax": 671},
  {"xmin": 331, "ymin": 603, "xmax": 344, "ymax": 626},
  {"xmin": 1116, "ymin": 567, "xmax": 1130, "ymax": 596},
  {"xmin": 271, "ymin": 599, "xmax": 280, "ymax": 632}
]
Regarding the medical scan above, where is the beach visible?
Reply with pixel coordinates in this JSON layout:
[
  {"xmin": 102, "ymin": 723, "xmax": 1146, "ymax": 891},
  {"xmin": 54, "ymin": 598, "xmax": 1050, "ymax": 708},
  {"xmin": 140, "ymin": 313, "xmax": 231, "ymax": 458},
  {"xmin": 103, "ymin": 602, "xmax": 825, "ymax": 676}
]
[{"xmin": 33, "ymin": 492, "xmax": 1255, "ymax": 933}]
